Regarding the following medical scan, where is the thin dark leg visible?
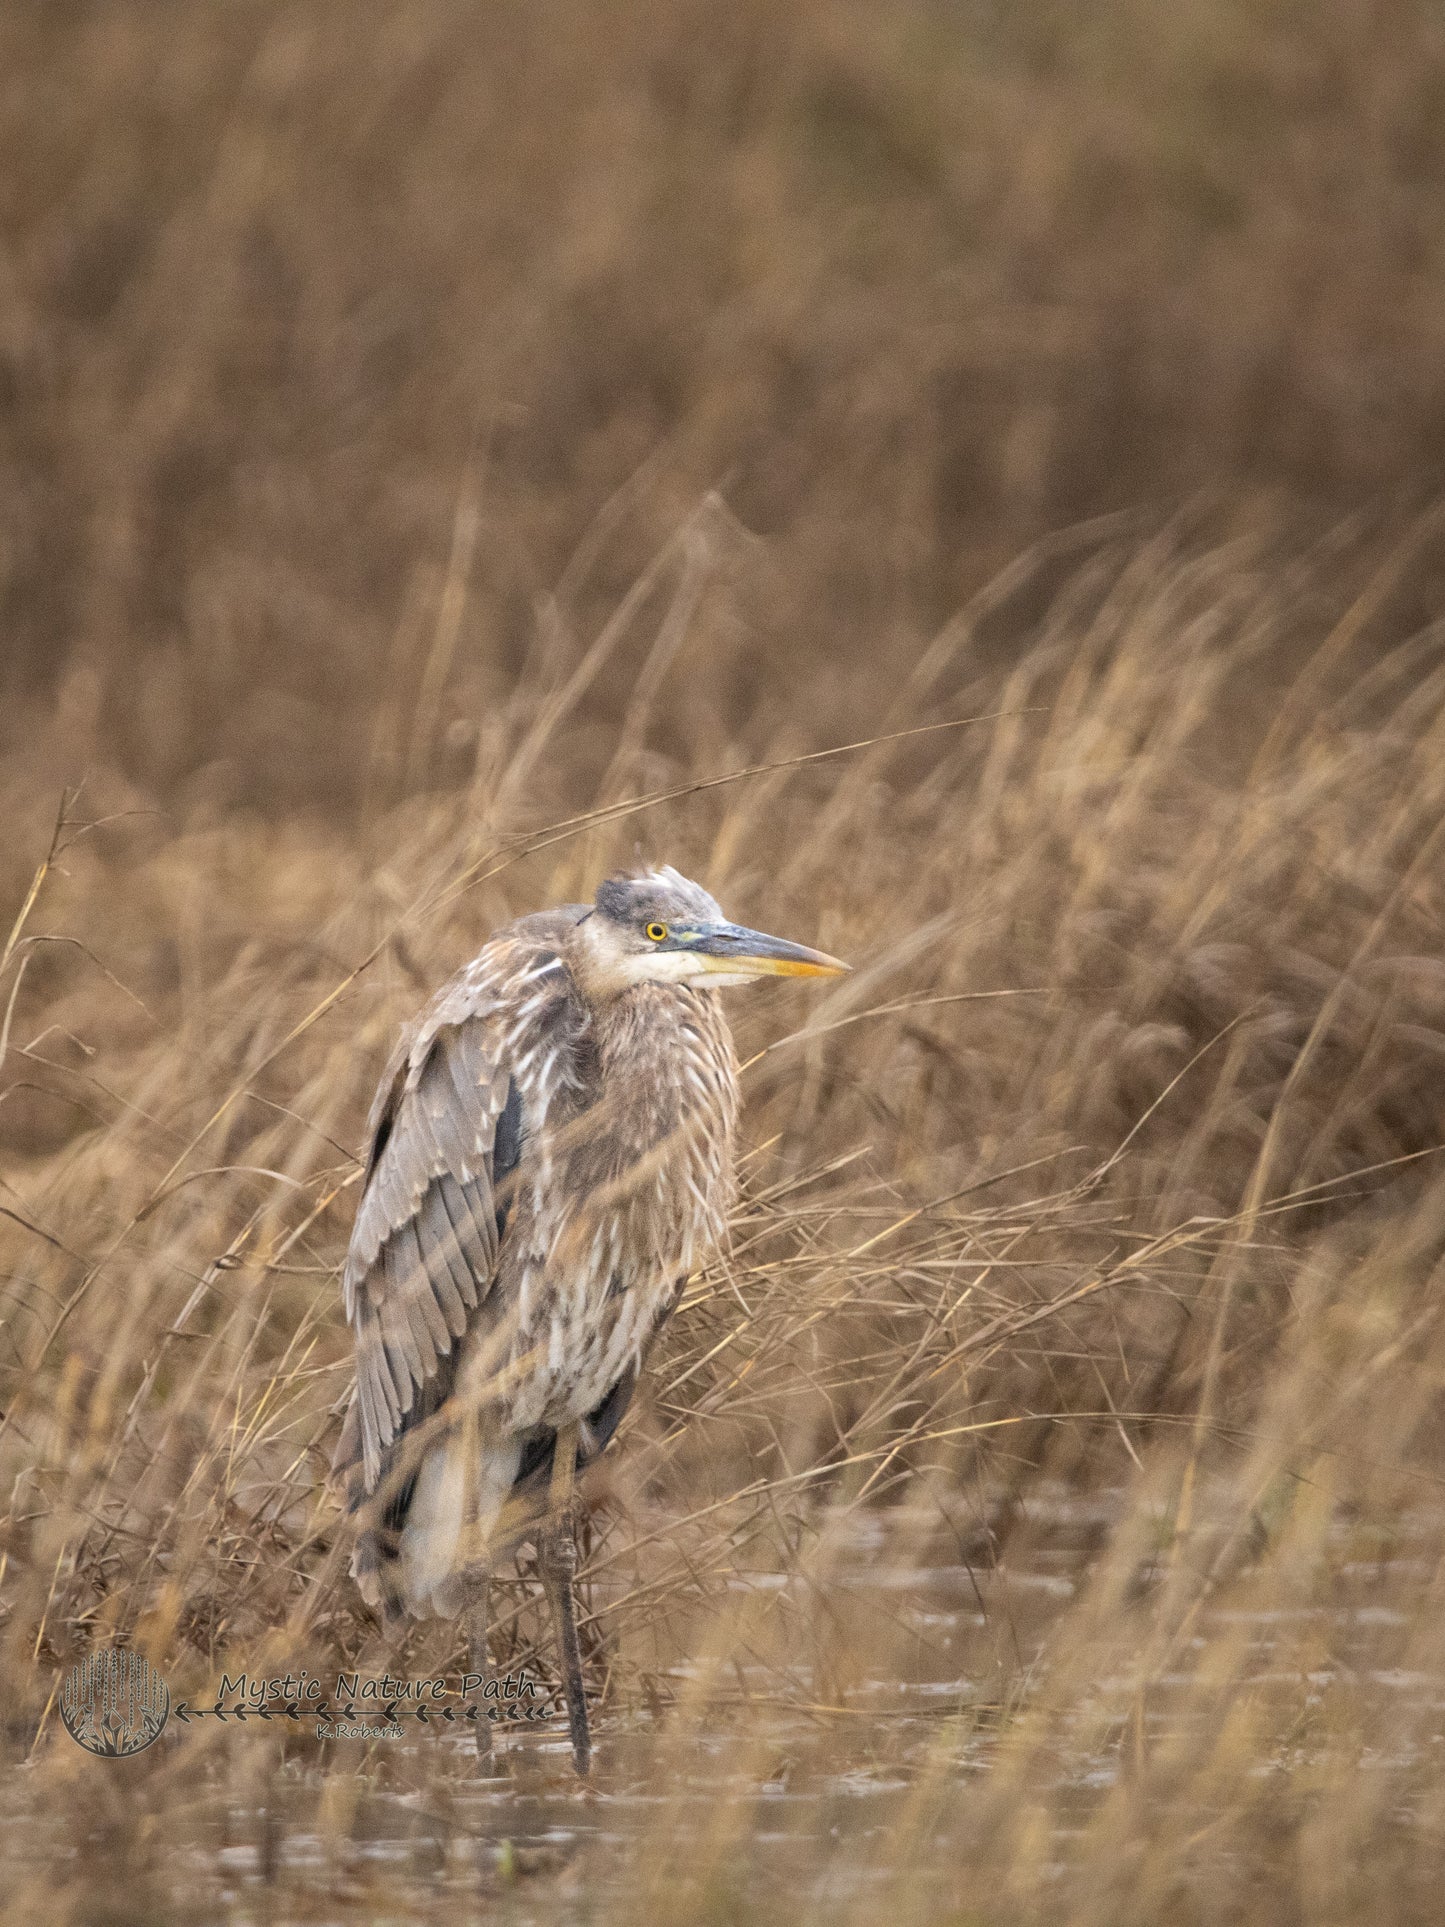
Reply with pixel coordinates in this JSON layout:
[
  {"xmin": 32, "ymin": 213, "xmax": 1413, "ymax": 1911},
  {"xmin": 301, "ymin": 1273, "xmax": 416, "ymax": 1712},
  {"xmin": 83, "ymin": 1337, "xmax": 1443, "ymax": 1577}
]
[
  {"xmin": 539, "ymin": 1424, "xmax": 590, "ymax": 1776},
  {"xmin": 539, "ymin": 1518, "xmax": 590, "ymax": 1774},
  {"xmin": 576, "ymin": 1512, "xmax": 613, "ymax": 1674},
  {"xmin": 465, "ymin": 1565, "xmax": 492, "ymax": 1765}
]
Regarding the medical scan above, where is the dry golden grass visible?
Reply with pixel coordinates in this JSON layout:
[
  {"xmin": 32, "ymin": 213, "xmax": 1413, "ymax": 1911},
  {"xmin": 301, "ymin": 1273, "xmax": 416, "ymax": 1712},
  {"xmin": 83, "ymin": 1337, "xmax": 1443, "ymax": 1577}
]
[
  {"xmin": 8, "ymin": 3, "xmax": 1445, "ymax": 1921},
  {"xmin": 8, "ymin": 510, "xmax": 1445, "ymax": 1922}
]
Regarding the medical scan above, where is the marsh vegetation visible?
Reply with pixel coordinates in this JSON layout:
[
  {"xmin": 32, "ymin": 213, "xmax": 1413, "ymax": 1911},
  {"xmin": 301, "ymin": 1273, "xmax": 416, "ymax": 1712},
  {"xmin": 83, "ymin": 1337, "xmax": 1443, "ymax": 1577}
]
[{"xmin": 5, "ymin": 4, "xmax": 1445, "ymax": 1921}]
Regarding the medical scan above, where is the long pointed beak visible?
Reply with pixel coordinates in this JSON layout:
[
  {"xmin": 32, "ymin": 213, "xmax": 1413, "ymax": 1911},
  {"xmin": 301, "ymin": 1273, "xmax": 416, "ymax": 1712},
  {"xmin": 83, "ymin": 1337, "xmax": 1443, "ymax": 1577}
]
[{"xmin": 690, "ymin": 922, "xmax": 850, "ymax": 979}]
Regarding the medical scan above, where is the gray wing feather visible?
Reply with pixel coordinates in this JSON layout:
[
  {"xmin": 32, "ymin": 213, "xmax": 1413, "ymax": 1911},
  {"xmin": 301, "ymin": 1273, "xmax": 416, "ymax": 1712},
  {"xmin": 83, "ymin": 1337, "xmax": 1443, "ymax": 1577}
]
[
  {"xmin": 435, "ymin": 1172, "xmax": 494, "ymax": 1294},
  {"xmin": 343, "ymin": 1024, "xmax": 509, "ymax": 1486},
  {"xmin": 337, "ymin": 921, "xmax": 586, "ymax": 1494},
  {"xmin": 382, "ymin": 1236, "xmax": 426, "ymax": 1386},
  {"xmin": 413, "ymin": 1186, "xmax": 472, "ymax": 1338},
  {"xmin": 397, "ymin": 1219, "xmax": 450, "ymax": 1362}
]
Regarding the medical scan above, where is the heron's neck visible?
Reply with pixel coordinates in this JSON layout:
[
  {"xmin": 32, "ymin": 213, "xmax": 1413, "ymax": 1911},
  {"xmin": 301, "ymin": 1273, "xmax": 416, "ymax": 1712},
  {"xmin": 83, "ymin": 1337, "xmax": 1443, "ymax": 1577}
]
[
  {"xmin": 589, "ymin": 983, "xmax": 736, "ymax": 1134},
  {"xmin": 594, "ymin": 981, "xmax": 720, "ymax": 1056}
]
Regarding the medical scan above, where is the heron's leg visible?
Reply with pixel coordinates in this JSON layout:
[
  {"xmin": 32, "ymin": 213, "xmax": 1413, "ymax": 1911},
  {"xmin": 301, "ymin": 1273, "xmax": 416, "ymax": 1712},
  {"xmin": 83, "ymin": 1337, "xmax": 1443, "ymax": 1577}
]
[
  {"xmin": 464, "ymin": 1563, "xmax": 492, "ymax": 1765},
  {"xmin": 538, "ymin": 1422, "xmax": 590, "ymax": 1776},
  {"xmin": 459, "ymin": 1401, "xmax": 494, "ymax": 1765},
  {"xmin": 576, "ymin": 1510, "xmax": 613, "ymax": 1672}
]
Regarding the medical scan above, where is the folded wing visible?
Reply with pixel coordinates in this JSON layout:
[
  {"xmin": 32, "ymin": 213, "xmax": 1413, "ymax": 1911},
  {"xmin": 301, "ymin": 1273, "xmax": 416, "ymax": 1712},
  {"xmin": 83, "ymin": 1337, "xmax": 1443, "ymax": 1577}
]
[{"xmin": 341, "ymin": 1008, "xmax": 520, "ymax": 1493}]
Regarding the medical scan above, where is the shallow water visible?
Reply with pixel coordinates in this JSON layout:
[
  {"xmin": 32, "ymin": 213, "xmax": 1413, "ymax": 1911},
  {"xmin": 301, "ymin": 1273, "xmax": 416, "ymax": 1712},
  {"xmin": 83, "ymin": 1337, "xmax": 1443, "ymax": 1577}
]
[{"xmin": 10, "ymin": 1486, "xmax": 1445, "ymax": 1924}]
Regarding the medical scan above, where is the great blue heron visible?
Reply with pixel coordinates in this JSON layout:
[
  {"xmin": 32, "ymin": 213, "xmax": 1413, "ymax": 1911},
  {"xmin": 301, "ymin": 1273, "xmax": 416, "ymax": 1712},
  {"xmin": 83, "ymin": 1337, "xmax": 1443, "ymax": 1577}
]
[{"xmin": 333, "ymin": 867, "xmax": 847, "ymax": 1773}]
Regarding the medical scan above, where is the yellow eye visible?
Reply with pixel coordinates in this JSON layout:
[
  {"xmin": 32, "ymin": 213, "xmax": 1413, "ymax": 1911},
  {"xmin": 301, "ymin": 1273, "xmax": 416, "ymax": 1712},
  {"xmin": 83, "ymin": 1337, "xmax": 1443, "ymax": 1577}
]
[{"xmin": 645, "ymin": 921, "xmax": 668, "ymax": 942}]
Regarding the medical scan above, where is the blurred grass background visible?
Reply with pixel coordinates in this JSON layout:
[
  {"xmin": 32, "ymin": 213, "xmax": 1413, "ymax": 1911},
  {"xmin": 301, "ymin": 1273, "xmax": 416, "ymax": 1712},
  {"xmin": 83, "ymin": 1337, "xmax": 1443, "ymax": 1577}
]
[
  {"xmin": 7, "ymin": 2, "xmax": 1445, "ymax": 1922},
  {"xmin": 8, "ymin": 0, "xmax": 1445, "ymax": 814}
]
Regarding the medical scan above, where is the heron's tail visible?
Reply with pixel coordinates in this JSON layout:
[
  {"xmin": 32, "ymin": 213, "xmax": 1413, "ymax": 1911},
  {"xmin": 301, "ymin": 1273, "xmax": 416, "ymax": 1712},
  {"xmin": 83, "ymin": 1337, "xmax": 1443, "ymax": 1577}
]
[
  {"xmin": 394, "ymin": 1430, "xmax": 522, "ymax": 1616},
  {"xmin": 331, "ymin": 1396, "xmax": 523, "ymax": 1622},
  {"xmin": 331, "ymin": 1372, "xmax": 639, "ymax": 1622}
]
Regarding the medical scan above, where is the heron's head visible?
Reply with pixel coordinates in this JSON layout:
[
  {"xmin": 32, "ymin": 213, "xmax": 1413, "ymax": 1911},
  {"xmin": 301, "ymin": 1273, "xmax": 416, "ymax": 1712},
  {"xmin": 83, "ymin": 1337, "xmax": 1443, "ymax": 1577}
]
[{"xmin": 572, "ymin": 867, "xmax": 849, "ymax": 998}]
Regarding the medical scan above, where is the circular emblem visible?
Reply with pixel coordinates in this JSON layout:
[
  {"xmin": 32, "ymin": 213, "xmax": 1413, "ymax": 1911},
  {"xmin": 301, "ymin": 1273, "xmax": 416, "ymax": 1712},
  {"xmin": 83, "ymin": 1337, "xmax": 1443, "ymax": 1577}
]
[{"xmin": 60, "ymin": 1649, "xmax": 170, "ymax": 1757}]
